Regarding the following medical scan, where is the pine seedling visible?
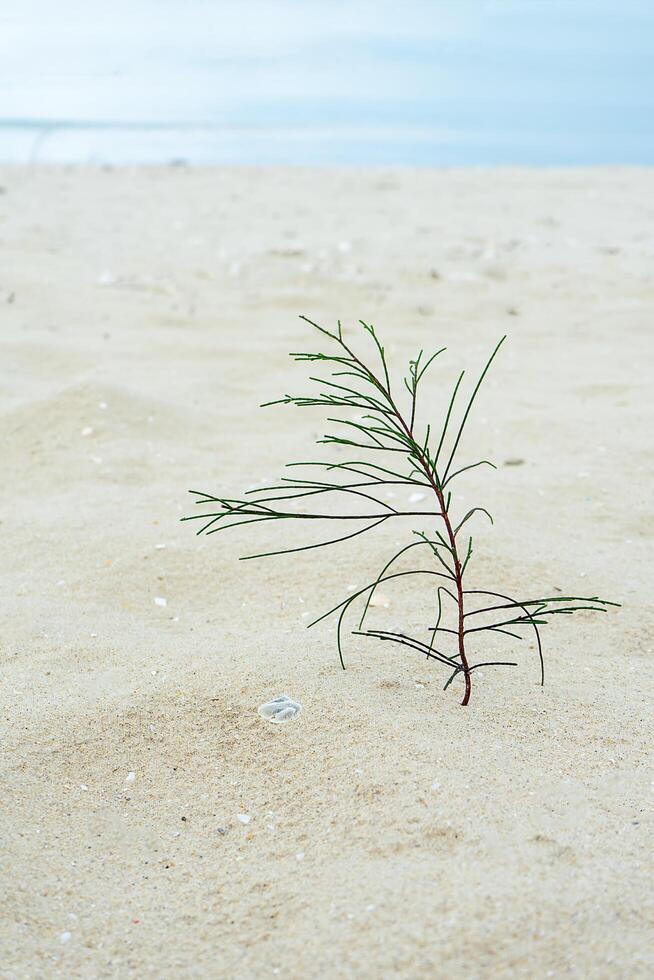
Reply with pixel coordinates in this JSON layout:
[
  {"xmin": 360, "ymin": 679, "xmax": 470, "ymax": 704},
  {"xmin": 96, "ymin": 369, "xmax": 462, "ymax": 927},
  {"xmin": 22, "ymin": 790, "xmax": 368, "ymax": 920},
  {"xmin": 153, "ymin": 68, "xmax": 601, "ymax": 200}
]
[{"xmin": 185, "ymin": 317, "xmax": 618, "ymax": 705}]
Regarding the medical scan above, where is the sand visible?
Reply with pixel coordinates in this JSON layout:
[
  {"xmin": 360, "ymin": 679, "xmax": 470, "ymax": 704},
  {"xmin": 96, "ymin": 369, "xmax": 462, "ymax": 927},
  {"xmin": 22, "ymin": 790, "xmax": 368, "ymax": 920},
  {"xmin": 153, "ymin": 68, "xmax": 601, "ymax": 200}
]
[{"xmin": 0, "ymin": 166, "xmax": 652, "ymax": 978}]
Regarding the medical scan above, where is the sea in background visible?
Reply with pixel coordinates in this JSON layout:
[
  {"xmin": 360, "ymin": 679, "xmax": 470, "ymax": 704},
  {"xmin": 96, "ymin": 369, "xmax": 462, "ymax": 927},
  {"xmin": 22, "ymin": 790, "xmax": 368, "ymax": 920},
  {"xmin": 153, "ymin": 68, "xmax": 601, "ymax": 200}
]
[{"xmin": 1, "ymin": 0, "xmax": 653, "ymax": 166}]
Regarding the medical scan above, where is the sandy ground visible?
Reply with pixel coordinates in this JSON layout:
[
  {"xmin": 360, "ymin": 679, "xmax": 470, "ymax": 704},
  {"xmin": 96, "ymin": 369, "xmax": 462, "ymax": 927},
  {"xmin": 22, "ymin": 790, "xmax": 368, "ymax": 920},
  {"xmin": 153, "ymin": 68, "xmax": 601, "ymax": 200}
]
[{"xmin": 0, "ymin": 166, "xmax": 652, "ymax": 978}]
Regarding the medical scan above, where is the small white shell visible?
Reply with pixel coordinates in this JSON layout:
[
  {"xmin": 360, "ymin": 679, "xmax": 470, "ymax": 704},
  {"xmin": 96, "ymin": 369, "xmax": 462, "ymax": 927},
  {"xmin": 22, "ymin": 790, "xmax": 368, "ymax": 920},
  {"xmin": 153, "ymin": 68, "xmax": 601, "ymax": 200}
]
[{"xmin": 258, "ymin": 694, "xmax": 302, "ymax": 724}]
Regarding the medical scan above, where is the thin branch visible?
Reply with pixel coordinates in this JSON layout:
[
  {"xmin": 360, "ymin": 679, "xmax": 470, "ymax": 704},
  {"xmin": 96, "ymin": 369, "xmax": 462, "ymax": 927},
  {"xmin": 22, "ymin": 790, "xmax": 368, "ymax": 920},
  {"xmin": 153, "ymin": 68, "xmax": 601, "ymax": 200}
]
[
  {"xmin": 352, "ymin": 629, "xmax": 460, "ymax": 670},
  {"xmin": 240, "ymin": 515, "xmax": 390, "ymax": 560}
]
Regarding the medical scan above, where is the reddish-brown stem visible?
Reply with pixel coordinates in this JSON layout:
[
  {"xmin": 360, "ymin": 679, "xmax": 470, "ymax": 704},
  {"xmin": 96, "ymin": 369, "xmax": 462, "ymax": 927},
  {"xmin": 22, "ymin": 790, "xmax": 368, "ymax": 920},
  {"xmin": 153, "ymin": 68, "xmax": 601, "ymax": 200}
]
[
  {"xmin": 417, "ymin": 472, "xmax": 470, "ymax": 705},
  {"xmin": 435, "ymin": 486, "xmax": 471, "ymax": 705},
  {"xmin": 340, "ymin": 337, "xmax": 471, "ymax": 704}
]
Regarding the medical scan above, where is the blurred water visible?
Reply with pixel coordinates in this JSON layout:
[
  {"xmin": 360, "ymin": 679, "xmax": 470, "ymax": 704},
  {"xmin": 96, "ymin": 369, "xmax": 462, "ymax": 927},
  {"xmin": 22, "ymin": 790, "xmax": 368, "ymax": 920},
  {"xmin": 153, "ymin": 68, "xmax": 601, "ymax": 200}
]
[{"xmin": 1, "ymin": 0, "xmax": 652, "ymax": 165}]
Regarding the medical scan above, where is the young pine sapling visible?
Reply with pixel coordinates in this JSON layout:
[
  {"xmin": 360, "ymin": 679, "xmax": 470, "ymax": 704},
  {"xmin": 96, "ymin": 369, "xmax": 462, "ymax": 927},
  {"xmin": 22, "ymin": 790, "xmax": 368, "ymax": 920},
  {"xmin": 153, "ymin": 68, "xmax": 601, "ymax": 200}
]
[{"xmin": 185, "ymin": 317, "xmax": 617, "ymax": 705}]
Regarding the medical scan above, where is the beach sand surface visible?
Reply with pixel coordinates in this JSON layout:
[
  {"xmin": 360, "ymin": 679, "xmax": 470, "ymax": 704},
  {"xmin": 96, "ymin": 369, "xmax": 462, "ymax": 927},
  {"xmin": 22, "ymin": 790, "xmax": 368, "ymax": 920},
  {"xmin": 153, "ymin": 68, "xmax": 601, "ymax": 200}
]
[{"xmin": 0, "ymin": 167, "xmax": 652, "ymax": 978}]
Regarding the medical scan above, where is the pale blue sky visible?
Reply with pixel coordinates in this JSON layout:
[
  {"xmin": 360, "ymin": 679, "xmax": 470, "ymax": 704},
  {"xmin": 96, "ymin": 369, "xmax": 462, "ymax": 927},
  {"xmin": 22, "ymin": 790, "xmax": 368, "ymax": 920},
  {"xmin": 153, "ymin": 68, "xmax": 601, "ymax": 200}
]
[{"xmin": 1, "ymin": 0, "xmax": 652, "ymax": 164}]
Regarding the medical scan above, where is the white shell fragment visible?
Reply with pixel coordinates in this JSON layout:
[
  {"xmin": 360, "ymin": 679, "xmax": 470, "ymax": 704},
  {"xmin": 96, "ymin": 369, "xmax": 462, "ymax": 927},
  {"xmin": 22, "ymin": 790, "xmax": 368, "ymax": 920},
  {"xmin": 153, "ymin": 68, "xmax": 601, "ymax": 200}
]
[
  {"xmin": 258, "ymin": 694, "xmax": 302, "ymax": 724},
  {"xmin": 369, "ymin": 593, "xmax": 391, "ymax": 608}
]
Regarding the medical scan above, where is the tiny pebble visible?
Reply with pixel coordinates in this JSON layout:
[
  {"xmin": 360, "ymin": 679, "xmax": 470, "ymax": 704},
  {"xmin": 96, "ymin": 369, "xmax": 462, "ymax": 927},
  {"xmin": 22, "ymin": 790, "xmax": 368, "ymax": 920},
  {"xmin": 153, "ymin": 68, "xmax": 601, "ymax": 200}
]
[
  {"xmin": 81, "ymin": 426, "xmax": 93, "ymax": 437},
  {"xmin": 125, "ymin": 771, "xmax": 136, "ymax": 782},
  {"xmin": 296, "ymin": 851, "xmax": 305, "ymax": 861},
  {"xmin": 155, "ymin": 543, "xmax": 166, "ymax": 550},
  {"xmin": 154, "ymin": 597, "xmax": 167, "ymax": 607},
  {"xmin": 60, "ymin": 932, "xmax": 71, "ymax": 944},
  {"xmin": 237, "ymin": 814, "xmax": 251, "ymax": 824}
]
